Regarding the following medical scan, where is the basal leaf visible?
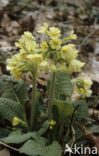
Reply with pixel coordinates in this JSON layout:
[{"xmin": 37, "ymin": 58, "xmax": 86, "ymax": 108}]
[{"xmin": 53, "ymin": 99, "xmax": 74, "ymax": 118}]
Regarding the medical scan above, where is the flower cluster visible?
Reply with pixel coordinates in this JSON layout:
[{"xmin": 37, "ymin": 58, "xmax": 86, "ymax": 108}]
[
  {"xmin": 49, "ymin": 120, "xmax": 56, "ymax": 130},
  {"xmin": 6, "ymin": 23, "xmax": 85, "ymax": 79},
  {"xmin": 75, "ymin": 78, "xmax": 93, "ymax": 98},
  {"xmin": 38, "ymin": 23, "xmax": 85, "ymax": 73},
  {"xmin": 6, "ymin": 32, "xmax": 48, "ymax": 79}
]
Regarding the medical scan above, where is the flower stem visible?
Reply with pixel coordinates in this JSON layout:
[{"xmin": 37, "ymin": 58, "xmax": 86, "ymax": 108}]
[
  {"xmin": 48, "ymin": 72, "xmax": 56, "ymax": 120},
  {"xmin": 31, "ymin": 72, "xmax": 37, "ymax": 131}
]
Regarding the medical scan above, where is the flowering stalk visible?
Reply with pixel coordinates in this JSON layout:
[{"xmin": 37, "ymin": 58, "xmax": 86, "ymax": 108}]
[
  {"xmin": 31, "ymin": 72, "xmax": 37, "ymax": 131},
  {"xmin": 48, "ymin": 72, "xmax": 56, "ymax": 119}
]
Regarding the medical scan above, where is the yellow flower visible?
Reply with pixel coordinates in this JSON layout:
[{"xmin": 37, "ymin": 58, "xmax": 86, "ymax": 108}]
[
  {"xmin": 49, "ymin": 39, "xmax": 61, "ymax": 49},
  {"xmin": 40, "ymin": 60, "xmax": 49, "ymax": 71},
  {"xmin": 48, "ymin": 27, "xmax": 61, "ymax": 39},
  {"xmin": 26, "ymin": 54, "xmax": 43, "ymax": 63},
  {"xmin": 84, "ymin": 79, "xmax": 93, "ymax": 89},
  {"xmin": 75, "ymin": 77, "xmax": 92, "ymax": 98},
  {"xmin": 57, "ymin": 63, "xmax": 67, "ymax": 72},
  {"xmin": 6, "ymin": 52, "xmax": 31, "ymax": 79},
  {"xmin": 49, "ymin": 120, "xmax": 56, "ymax": 130},
  {"xmin": 49, "ymin": 120, "xmax": 56, "ymax": 126},
  {"xmin": 15, "ymin": 32, "xmax": 36, "ymax": 52},
  {"xmin": 24, "ymin": 31, "xmax": 35, "ymax": 40},
  {"xmin": 67, "ymin": 30, "xmax": 77, "ymax": 40},
  {"xmin": 61, "ymin": 44, "xmax": 78, "ymax": 62},
  {"xmin": 40, "ymin": 41, "xmax": 48, "ymax": 52},
  {"xmin": 76, "ymin": 78, "xmax": 92, "ymax": 89},
  {"xmin": 15, "ymin": 42, "xmax": 24, "ymax": 49},
  {"xmin": 49, "ymin": 126, "xmax": 53, "ymax": 130},
  {"xmin": 11, "ymin": 68, "xmax": 22, "ymax": 80},
  {"xmin": 68, "ymin": 59, "xmax": 85, "ymax": 73},
  {"xmin": 77, "ymin": 88, "xmax": 92, "ymax": 98},
  {"xmin": 6, "ymin": 53, "xmax": 24, "ymax": 80},
  {"xmin": 7, "ymin": 50, "xmax": 43, "ymax": 79},
  {"xmin": 62, "ymin": 30, "xmax": 77, "ymax": 43},
  {"xmin": 13, "ymin": 117, "xmax": 20, "ymax": 126},
  {"xmin": 38, "ymin": 23, "xmax": 48, "ymax": 33},
  {"xmin": 85, "ymin": 89, "xmax": 92, "ymax": 97},
  {"xmin": 25, "ymin": 40, "xmax": 36, "ymax": 51}
]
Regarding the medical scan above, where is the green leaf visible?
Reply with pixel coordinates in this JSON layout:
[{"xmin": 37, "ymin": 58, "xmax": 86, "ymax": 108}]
[
  {"xmin": 32, "ymin": 132, "xmax": 47, "ymax": 146},
  {"xmin": 1, "ymin": 131, "xmax": 47, "ymax": 145},
  {"xmin": 53, "ymin": 99, "xmax": 74, "ymax": 118},
  {"xmin": 0, "ymin": 75, "xmax": 15, "ymax": 93},
  {"xmin": 37, "ymin": 121, "xmax": 49, "ymax": 136},
  {"xmin": 12, "ymin": 80, "xmax": 27, "ymax": 105},
  {"xmin": 0, "ymin": 75, "xmax": 27, "ymax": 105},
  {"xmin": 0, "ymin": 98, "xmax": 24, "ymax": 122},
  {"xmin": 72, "ymin": 100, "xmax": 88, "ymax": 122},
  {"xmin": 54, "ymin": 72, "xmax": 73, "ymax": 101},
  {"xmin": 19, "ymin": 140, "xmax": 61, "ymax": 156},
  {"xmin": 0, "ymin": 128, "xmax": 11, "ymax": 138},
  {"xmin": 88, "ymin": 125, "xmax": 99, "ymax": 133},
  {"xmin": 1, "ymin": 131, "xmax": 33, "ymax": 144}
]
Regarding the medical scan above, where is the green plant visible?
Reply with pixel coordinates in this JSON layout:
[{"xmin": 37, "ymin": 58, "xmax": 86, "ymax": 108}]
[{"xmin": 0, "ymin": 23, "xmax": 93, "ymax": 156}]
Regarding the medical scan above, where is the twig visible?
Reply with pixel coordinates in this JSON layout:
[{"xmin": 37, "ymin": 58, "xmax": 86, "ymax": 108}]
[
  {"xmin": 0, "ymin": 141, "xmax": 19, "ymax": 152},
  {"xmin": 75, "ymin": 122, "xmax": 99, "ymax": 154},
  {"xmin": 70, "ymin": 104, "xmax": 79, "ymax": 136},
  {"xmin": 81, "ymin": 28, "xmax": 99, "ymax": 46},
  {"xmin": 69, "ymin": 126, "xmax": 75, "ymax": 156}
]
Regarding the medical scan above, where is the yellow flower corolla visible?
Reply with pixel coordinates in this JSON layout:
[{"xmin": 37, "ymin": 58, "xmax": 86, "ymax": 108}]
[
  {"xmin": 15, "ymin": 42, "xmax": 24, "ymax": 49},
  {"xmin": 49, "ymin": 126, "xmax": 53, "ymax": 130},
  {"xmin": 40, "ymin": 60, "xmax": 49, "ymax": 71},
  {"xmin": 13, "ymin": 117, "xmax": 20, "ymax": 126},
  {"xmin": 37, "ymin": 23, "xmax": 48, "ymax": 33},
  {"xmin": 49, "ymin": 39, "xmax": 61, "ymax": 49},
  {"xmin": 11, "ymin": 69, "xmax": 22, "ymax": 80},
  {"xmin": 75, "ymin": 78, "xmax": 92, "ymax": 98},
  {"xmin": 6, "ymin": 54, "xmax": 24, "ymax": 80},
  {"xmin": 61, "ymin": 44, "xmax": 78, "ymax": 62},
  {"xmin": 67, "ymin": 30, "xmax": 77, "ymax": 40},
  {"xmin": 57, "ymin": 63, "xmax": 67, "ymax": 72},
  {"xmin": 76, "ymin": 78, "xmax": 92, "ymax": 89},
  {"xmin": 15, "ymin": 31, "xmax": 36, "ymax": 52},
  {"xmin": 25, "ymin": 40, "xmax": 36, "ymax": 51},
  {"xmin": 26, "ymin": 54, "xmax": 43, "ymax": 63},
  {"xmin": 84, "ymin": 79, "xmax": 93, "ymax": 89},
  {"xmin": 68, "ymin": 59, "xmax": 85, "ymax": 73},
  {"xmin": 24, "ymin": 31, "xmax": 35, "ymax": 40},
  {"xmin": 48, "ymin": 27, "xmax": 61, "ymax": 39},
  {"xmin": 77, "ymin": 88, "xmax": 92, "ymax": 98},
  {"xmin": 49, "ymin": 120, "xmax": 56, "ymax": 126},
  {"xmin": 85, "ymin": 89, "xmax": 92, "ymax": 97},
  {"xmin": 40, "ymin": 41, "xmax": 48, "ymax": 52},
  {"xmin": 49, "ymin": 120, "xmax": 56, "ymax": 130}
]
